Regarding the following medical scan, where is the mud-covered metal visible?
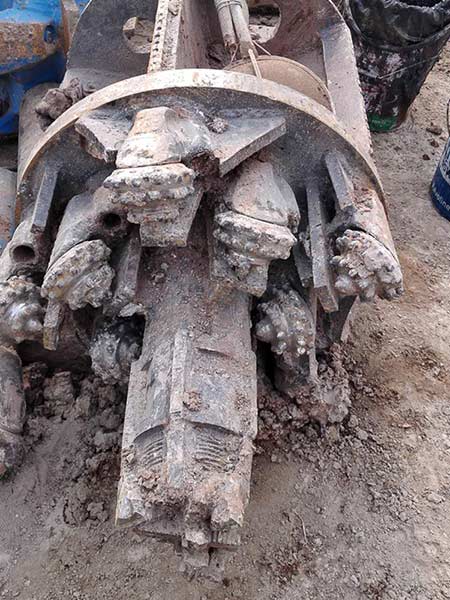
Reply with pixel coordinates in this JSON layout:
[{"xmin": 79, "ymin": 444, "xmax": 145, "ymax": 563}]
[
  {"xmin": 0, "ymin": 0, "xmax": 403, "ymax": 578},
  {"xmin": 0, "ymin": 168, "xmax": 16, "ymax": 251}
]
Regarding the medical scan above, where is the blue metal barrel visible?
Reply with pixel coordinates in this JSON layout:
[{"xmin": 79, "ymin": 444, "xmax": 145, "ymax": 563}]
[{"xmin": 431, "ymin": 106, "xmax": 450, "ymax": 220}]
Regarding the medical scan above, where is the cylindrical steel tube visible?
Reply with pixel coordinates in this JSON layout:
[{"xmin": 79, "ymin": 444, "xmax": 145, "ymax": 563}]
[
  {"xmin": 230, "ymin": 1, "xmax": 254, "ymax": 56},
  {"xmin": 214, "ymin": 0, "xmax": 238, "ymax": 51}
]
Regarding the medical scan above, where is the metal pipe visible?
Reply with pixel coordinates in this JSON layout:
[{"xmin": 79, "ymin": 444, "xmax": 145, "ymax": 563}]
[
  {"xmin": 0, "ymin": 346, "xmax": 25, "ymax": 476},
  {"xmin": 229, "ymin": 1, "xmax": 255, "ymax": 57},
  {"xmin": 0, "ymin": 168, "xmax": 16, "ymax": 253},
  {"xmin": 214, "ymin": 0, "xmax": 238, "ymax": 52}
]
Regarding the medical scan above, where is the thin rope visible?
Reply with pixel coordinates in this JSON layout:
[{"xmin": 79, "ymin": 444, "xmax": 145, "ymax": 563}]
[
  {"xmin": 254, "ymin": 40, "xmax": 272, "ymax": 55},
  {"xmin": 358, "ymin": 54, "xmax": 441, "ymax": 80},
  {"xmin": 249, "ymin": 48, "xmax": 262, "ymax": 78}
]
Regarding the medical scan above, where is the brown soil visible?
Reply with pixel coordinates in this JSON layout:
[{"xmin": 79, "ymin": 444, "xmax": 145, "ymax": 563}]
[{"xmin": 1, "ymin": 42, "xmax": 450, "ymax": 600}]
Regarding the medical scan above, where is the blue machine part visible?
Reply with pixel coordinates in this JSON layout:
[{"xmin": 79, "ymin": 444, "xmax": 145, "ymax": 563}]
[{"xmin": 0, "ymin": 0, "xmax": 87, "ymax": 136}]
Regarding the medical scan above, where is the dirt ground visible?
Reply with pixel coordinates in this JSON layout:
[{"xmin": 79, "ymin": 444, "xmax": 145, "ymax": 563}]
[{"xmin": 1, "ymin": 44, "xmax": 450, "ymax": 600}]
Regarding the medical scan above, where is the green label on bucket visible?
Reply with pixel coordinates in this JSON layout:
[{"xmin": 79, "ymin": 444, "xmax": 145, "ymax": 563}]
[{"xmin": 368, "ymin": 113, "xmax": 398, "ymax": 133}]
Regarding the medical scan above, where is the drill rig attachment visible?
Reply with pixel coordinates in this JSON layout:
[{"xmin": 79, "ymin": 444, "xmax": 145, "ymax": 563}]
[{"xmin": 0, "ymin": 0, "xmax": 403, "ymax": 577}]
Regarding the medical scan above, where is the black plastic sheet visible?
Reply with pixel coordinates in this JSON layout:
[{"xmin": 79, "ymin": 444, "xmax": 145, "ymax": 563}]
[{"xmin": 349, "ymin": 0, "xmax": 450, "ymax": 47}]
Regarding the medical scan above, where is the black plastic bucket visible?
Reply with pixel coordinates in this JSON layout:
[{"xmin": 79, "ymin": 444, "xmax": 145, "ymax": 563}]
[{"xmin": 345, "ymin": 1, "xmax": 450, "ymax": 132}]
